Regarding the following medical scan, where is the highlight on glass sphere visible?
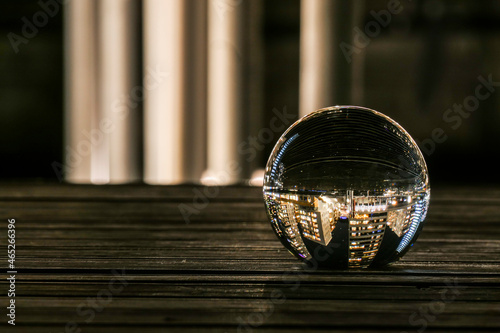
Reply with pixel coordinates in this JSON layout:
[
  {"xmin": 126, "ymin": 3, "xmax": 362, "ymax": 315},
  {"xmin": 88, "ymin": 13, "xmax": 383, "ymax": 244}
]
[{"xmin": 263, "ymin": 105, "xmax": 430, "ymax": 269}]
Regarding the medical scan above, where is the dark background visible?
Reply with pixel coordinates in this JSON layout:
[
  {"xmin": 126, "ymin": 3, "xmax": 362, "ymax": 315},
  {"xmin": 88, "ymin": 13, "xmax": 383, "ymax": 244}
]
[
  {"xmin": 1, "ymin": 0, "xmax": 499, "ymax": 184},
  {"xmin": 0, "ymin": 1, "xmax": 63, "ymax": 180}
]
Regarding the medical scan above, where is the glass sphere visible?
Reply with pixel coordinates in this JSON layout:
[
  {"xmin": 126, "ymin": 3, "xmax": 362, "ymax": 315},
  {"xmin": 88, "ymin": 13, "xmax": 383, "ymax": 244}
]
[{"xmin": 263, "ymin": 106, "xmax": 430, "ymax": 269}]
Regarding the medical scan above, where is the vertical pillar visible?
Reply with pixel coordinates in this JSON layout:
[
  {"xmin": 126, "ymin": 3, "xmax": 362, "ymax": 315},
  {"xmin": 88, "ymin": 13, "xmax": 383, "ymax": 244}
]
[
  {"xmin": 143, "ymin": 0, "xmax": 207, "ymax": 184},
  {"xmin": 65, "ymin": 0, "xmax": 140, "ymax": 184},
  {"xmin": 64, "ymin": 0, "xmax": 98, "ymax": 183},
  {"xmin": 205, "ymin": 0, "xmax": 246, "ymax": 184},
  {"xmin": 247, "ymin": 0, "xmax": 265, "ymax": 186},
  {"xmin": 98, "ymin": 0, "xmax": 141, "ymax": 184},
  {"xmin": 299, "ymin": 0, "xmax": 356, "ymax": 117},
  {"xmin": 350, "ymin": 0, "xmax": 366, "ymax": 106}
]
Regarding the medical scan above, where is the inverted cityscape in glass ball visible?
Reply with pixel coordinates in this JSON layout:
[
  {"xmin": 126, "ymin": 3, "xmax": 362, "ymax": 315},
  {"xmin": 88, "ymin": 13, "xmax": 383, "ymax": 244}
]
[{"xmin": 263, "ymin": 106, "xmax": 430, "ymax": 269}]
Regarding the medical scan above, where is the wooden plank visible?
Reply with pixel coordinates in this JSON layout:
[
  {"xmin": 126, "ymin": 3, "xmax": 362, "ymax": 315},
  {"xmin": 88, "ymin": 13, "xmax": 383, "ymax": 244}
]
[
  {"xmin": 0, "ymin": 184, "xmax": 264, "ymax": 201},
  {"xmin": 0, "ymin": 298, "xmax": 498, "ymax": 328},
  {"xmin": 7, "ymin": 271, "xmax": 500, "ymax": 284},
  {"xmin": 2, "ymin": 327, "xmax": 491, "ymax": 333},
  {"xmin": 0, "ymin": 183, "xmax": 499, "ymax": 201},
  {"xmin": 4, "ymin": 281, "xmax": 499, "ymax": 302}
]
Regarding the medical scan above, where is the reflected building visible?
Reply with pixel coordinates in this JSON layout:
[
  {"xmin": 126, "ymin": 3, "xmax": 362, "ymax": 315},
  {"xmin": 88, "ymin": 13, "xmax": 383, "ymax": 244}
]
[
  {"xmin": 348, "ymin": 212, "xmax": 386, "ymax": 268},
  {"xmin": 264, "ymin": 190, "xmax": 418, "ymax": 268},
  {"xmin": 297, "ymin": 197, "xmax": 334, "ymax": 246},
  {"xmin": 387, "ymin": 209, "xmax": 408, "ymax": 237},
  {"xmin": 275, "ymin": 197, "xmax": 310, "ymax": 259}
]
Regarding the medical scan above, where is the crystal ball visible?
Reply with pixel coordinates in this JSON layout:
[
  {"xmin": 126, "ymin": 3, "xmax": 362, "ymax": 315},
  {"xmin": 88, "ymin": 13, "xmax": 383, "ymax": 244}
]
[{"xmin": 263, "ymin": 106, "xmax": 430, "ymax": 269}]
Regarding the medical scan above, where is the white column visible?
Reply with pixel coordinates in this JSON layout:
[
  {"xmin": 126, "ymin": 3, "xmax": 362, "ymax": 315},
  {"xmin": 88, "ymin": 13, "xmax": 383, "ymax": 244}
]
[
  {"xmin": 65, "ymin": 0, "xmax": 140, "ymax": 184},
  {"xmin": 299, "ymin": 0, "xmax": 355, "ymax": 117},
  {"xmin": 98, "ymin": 0, "xmax": 140, "ymax": 184},
  {"xmin": 300, "ymin": 0, "xmax": 333, "ymax": 117},
  {"xmin": 64, "ymin": 0, "xmax": 97, "ymax": 183},
  {"xmin": 205, "ymin": 0, "xmax": 246, "ymax": 185},
  {"xmin": 350, "ymin": 0, "xmax": 366, "ymax": 106},
  {"xmin": 143, "ymin": 0, "xmax": 207, "ymax": 184},
  {"xmin": 182, "ymin": 0, "xmax": 208, "ymax": 183},
  {"xmin": 247, "ymin": 0, "xmax": 265, "ymax": 185}
]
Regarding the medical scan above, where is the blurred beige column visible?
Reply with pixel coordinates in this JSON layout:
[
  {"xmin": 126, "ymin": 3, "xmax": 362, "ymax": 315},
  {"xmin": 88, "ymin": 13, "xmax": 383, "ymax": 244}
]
[
  {"xmin": 205, "ymin": 0, "xmax": 246, "ymax": 185},
  {"xmin": 246, "ymin": 0, "xmax": 265, "ymax": 186},
  {"xmin": 299, "ymin": 0, "xmax": 362, "ymax": 117},
  {"xmin": 64, "ymin": 0, "xmax": 97, "ymax": 183},
  {"xmin": 350, "ymin": 0, "xmax": 366, "ymax": 106},
  {"xmin": 143, "ymin": 0, "xmax": 207, "ymax": 184},
  {"xmin": 98, "ymin": 0, "xmax": 140, "ymax": 184},
  {"xmin": 65, "ymin": 0, "xmax": 140, "ymax": 184}
]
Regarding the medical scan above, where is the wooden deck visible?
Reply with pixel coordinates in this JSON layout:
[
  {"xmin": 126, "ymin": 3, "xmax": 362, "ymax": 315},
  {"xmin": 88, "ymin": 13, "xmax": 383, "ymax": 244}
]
[{"xmin": 0, "ymin": 183, "xmax": 499, "ymax": 332}]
